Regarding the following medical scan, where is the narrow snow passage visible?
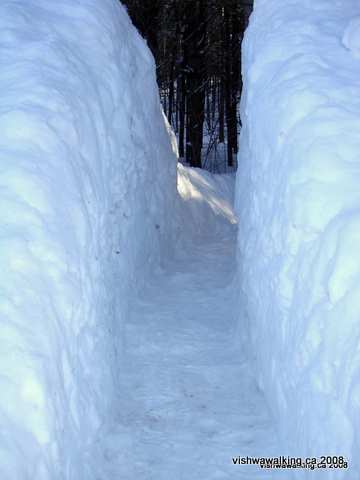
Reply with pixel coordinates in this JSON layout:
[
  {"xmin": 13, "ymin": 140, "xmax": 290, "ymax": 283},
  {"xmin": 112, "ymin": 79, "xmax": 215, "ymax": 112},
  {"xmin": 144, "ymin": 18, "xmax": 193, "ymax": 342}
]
[{"xmin": 101, "ymin": 170, "xmax": 283, "ymax": 479}]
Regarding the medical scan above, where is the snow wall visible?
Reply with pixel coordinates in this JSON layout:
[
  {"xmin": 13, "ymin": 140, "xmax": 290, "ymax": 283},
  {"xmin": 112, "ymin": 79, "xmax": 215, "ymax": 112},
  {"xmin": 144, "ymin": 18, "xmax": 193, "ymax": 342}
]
[
  {"xmin": 0, "ymin": 1, "xmax": 177, "ymax": 478},
  {"xmin": 236, "ymin": 0, "xmax": 360, "ymax": 477}
]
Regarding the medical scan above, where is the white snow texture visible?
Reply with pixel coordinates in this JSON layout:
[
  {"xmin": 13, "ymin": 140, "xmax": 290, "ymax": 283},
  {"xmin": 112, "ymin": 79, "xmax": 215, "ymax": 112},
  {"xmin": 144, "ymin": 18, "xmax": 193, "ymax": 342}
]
[
  {"xmin": 0, "ymin": 1, "xmax": 176, "ymax": 478},
  {"xmin": 237, "ymin": 0, "xmax": 360, "ymax": 477}
]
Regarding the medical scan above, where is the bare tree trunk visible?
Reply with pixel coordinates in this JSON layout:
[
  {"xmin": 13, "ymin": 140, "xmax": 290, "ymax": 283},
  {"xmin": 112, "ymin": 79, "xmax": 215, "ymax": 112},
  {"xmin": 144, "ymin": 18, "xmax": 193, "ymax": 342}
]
[
  {"xmin": 168, "ymin": 76, "xmax": 174, "ymax": 125},
  {"xmin": 219, "ymin": 78, "xmax": 225, "ymax": 143},
  {"xmin": 185, "ymin": 0, "xmax": 206, "ymax": 168},
  {"xmin": 179, "ymin": 73, "xmax": 186, "ymax": 158},
  {"xmin": 224, "ymin": 5, "xmax": 233, "ymax": 166}
]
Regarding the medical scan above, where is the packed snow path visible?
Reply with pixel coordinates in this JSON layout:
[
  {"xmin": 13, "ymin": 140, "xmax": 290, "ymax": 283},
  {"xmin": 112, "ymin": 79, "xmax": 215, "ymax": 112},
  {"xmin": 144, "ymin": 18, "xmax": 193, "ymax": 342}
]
[{"xmin": 101, "ymin": 171, "xmax": 283, "ymax": 479}]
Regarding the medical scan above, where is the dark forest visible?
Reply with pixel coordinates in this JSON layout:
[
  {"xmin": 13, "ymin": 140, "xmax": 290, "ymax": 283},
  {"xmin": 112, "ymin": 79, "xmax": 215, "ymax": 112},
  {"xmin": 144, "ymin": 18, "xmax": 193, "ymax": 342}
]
[{"xmin": 122, "ymin": 0, "xmax": 253, "ymax": 171}]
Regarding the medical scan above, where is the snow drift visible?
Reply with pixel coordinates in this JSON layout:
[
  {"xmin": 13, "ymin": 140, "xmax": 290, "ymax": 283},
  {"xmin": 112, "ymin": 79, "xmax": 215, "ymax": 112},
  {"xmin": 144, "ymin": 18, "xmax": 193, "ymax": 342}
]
[
  {"xmin": 177, "ymin": 164, "xmax": 237, "ymax": 244},
  {"xmin": 236, "ymin": 0, "xmax": 360, "ymax": 477},
  {"xmin": 0, "ymin": 1, "xmax": 176, "ymax": 478}
]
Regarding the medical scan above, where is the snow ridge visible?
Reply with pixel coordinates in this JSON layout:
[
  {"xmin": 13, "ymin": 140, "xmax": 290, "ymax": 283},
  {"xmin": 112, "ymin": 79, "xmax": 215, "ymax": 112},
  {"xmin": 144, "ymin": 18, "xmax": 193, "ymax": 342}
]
[
  {"xmin": 236, "ymin": 0, "xmax": 360, "ymax": 477},
  {"xmin": 0, "ymin": 1, "xmax": 176, "ymax": 478}
]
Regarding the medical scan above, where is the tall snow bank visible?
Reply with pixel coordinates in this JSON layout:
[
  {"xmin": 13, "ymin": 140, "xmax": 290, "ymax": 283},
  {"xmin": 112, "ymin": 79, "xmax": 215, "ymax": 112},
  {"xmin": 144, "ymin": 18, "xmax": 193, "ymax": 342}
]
[
  {"xmin": 0, "ymin": 1, "xmax": 176, "ymax": 478},
  {"xmin": 236, "ymin": 0, "xmax": 360, "ymax": 476}
]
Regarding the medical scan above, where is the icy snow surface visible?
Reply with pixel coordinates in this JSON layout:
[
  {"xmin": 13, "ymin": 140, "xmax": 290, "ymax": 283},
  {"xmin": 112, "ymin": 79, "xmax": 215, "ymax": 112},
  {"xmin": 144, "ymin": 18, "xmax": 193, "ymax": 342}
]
[
  {"xmin": 237, "ymin": 0, "xmax": 360, "ymax": 477},
  {"xmin": 0, "ymin": 1, "xmax": 176, "ymax": 478},
  {"xmin": 100, "ymin": 165, "xmax": 285, "ymax": 479}
]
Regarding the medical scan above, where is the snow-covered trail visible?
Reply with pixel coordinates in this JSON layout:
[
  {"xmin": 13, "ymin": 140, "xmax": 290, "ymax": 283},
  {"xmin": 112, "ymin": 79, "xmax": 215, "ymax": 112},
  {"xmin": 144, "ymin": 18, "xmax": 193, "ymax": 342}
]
[{"xmin": 100, "ymin": 170, "xmax": 283, "ymax": 479}]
